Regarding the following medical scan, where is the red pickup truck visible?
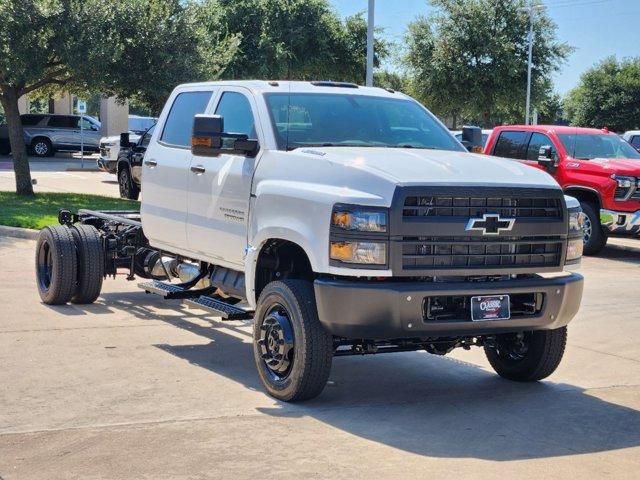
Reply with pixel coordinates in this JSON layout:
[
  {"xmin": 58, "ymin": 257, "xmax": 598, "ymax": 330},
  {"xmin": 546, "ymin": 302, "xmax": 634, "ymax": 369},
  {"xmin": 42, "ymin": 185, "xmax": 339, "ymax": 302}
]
[{"xmin": 484, "ymin": 125, "xmax": 640, "ymax": 255}]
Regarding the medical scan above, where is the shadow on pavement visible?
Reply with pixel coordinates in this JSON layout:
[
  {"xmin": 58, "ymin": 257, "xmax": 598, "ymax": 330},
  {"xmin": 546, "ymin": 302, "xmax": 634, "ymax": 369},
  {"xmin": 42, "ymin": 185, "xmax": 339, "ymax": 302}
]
[
  {"xmin": 594, "ymin": 244, "xmax": 640, "ymax": 266},
  {"xmin": 98, "ymin": 290, "xmax": 640, "ymax": 462}
]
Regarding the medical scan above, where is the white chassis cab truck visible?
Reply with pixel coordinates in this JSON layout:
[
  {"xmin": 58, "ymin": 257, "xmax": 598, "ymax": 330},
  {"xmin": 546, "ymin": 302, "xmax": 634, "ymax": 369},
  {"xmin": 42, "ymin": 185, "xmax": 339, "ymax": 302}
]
[{"xmin": 35, "ymin": 81, "xmax": 585, "ymax": 402}]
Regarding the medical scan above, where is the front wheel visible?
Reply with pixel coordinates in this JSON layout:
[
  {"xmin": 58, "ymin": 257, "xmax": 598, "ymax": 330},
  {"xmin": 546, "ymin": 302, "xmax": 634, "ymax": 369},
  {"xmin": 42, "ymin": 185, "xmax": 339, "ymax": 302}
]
[
  {"xmin": 484, "ymin": 327, "xmax": 567, "ymax": 382},
  {"xmin": 580, "ymin": 202, "xmax": 607, "ymax": 255},
  {"xmin": 118, "ymin": 166, "xmax": 140, "ymax": 200},
  {"xmin": 253, "ymin": 280, "xmax": 333, "ymax": 402}
]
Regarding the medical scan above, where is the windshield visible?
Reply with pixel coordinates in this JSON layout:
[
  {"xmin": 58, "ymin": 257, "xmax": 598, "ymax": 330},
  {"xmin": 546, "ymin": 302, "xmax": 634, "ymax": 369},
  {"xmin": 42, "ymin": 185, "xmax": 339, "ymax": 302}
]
[
  {"xmin": 558, "ymin": 133, "xmax": 640, "ymax": 160},
  {"xmin": 264, "ymin": 93, "xmax": 464, "ymax": 152},
  {"xmin": 129, "ymin": 117, "xmax": 157, "ymax": 134}
]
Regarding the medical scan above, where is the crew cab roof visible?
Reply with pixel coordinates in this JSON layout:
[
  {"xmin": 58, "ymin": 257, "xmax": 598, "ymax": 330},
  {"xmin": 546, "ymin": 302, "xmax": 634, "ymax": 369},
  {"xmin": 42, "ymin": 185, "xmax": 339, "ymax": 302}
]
[
  {"xmin": 172, "ymin": 80, "xmax": 404, "ymax": 99},
  {"xmin": 493, "ymin": 125, "xmax": 612, "ymax": 135}
]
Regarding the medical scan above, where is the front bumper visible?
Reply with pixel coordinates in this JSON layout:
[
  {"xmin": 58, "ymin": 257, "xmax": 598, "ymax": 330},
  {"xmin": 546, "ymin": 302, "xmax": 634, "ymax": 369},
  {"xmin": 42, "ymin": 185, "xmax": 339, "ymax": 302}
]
[
  {"xmin": 96, "ymin": 156, "xmax": 117, "ymax": 174},
  {"xmin": 314, "ymin": 273, "xmax": 583, "ymax": 339},
  {"xmin": 600, "ymin": 209, "xmax": 640, "ymax": 235}
]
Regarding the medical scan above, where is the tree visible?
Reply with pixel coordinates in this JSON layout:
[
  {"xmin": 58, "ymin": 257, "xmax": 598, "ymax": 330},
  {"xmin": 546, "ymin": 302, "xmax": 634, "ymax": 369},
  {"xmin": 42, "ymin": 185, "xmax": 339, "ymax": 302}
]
[
  {"xmin": 209, "ymin": 1, "xmax": 390, "ymax": 84},
  {"xmin": 564, "ymin": 56, "xmax": 640, "ymax": 132},
  {"xmin": 0, "ymin": 0, "xmax": 237, "ymax": 195},
  {"xmin": 402, "ymin": 0, "xmax": 571, "ymax": 128}
]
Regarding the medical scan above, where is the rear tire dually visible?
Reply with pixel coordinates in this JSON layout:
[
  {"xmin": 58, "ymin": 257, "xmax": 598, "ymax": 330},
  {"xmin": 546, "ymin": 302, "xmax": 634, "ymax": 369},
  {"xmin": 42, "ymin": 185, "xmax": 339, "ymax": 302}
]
[
  {"xmin": 70, "ymin": 224, "xmax": 105, "ymax": 304},
  {"xmin": 35, "ymin": 226, "xmax": 77, "ymax": 305},
  {"xmin": 484, "ymin": 327, "xmax": 567, "ymax": 382}
]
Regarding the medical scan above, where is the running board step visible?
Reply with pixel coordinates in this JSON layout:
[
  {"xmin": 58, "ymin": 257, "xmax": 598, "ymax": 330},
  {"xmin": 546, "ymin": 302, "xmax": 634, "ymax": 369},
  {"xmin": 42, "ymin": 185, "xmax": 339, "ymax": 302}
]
[
  {"xmin": 138, "ymin": 280, "xmax": 185, "ymax": 299},
  {"xmin": 184, "ymin": 295, "xmax": 252, "ymax": 320}
]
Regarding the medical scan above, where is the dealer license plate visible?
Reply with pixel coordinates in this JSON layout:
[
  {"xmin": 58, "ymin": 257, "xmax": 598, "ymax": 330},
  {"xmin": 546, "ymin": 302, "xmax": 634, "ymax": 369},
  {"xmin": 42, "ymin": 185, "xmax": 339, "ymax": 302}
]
[{"xmin": 471, "ymin": 295, "xmax": 510, "ymax": 321}]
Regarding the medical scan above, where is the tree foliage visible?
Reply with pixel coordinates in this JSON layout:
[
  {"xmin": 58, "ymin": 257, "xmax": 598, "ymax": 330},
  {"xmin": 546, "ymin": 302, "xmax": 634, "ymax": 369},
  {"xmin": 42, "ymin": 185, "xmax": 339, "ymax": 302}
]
[
  {"xmin": 564, "ymin": 56, "xmax": 640, "ymax": 132},
  {"xmin": 208, "ymin": 0, "xmax": 390, "ymax": 83},
  {"xmin": 0, "ymin": 0, "xmax": 237, "ymax": 194},
  {"xmin": 403, "ymin": 0, "xmax": 571, "ymax": 127}
]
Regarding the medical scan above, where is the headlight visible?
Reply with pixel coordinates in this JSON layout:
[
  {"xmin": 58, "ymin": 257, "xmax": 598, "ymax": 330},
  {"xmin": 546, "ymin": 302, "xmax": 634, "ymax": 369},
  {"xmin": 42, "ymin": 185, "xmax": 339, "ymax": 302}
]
[
  {"xmin": 612, "ymin": 174, "xmax": 635, "ymax": 189},
  {"xmin": 566, "ymin": 205, "xmax": 584, "ymax": 264},
  {"xmin": 330, "ymin": 241, "xmax": 386, "ymax": 265},
  {"xmin": 331, "ymin": 207, "xmax": 387, "ymax": 233},
  {"xmin": 568, "ymin": 209, "xmax": 585, "ymax": 235},
  {"xmin": 566, "ymin": 238, "xmax": 583, "ymax": 262}
]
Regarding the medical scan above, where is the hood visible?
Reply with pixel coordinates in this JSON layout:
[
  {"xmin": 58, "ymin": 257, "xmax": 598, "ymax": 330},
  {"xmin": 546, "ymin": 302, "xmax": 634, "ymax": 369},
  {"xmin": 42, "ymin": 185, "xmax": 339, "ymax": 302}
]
[
  {"xmin": 302, "ymin": 147, "xmax": 560, "ymax": 189},
  {"xmin": 585, "ymin": 157, "xmax": 640, "ymax": 176}
]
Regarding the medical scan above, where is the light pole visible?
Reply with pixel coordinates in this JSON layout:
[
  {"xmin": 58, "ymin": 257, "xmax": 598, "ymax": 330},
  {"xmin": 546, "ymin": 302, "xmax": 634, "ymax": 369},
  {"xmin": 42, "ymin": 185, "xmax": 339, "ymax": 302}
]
[
  {"xmin": 522, "ymin": 1, "xmax": 545, "ymax": 125},
  {"xmin": 366, "ymin": 0, "xmax": 375, "ymax": 86}
]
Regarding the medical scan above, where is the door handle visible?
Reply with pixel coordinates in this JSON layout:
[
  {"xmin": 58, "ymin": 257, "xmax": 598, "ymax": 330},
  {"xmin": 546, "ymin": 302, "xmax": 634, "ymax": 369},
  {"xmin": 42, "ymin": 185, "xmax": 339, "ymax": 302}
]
[
  {"xmin": 190, "ymin": 165, "xmax": 206, "ymax": 174},
  {"xmin": 144, "ymin": 159, "xmax": 157, "ymax": 167}
]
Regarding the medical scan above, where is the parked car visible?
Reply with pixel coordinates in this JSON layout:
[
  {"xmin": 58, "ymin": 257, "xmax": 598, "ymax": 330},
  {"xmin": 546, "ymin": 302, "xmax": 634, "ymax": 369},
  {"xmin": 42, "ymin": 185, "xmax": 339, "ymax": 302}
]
[
  {"xmin": 452, "ymin": 128, "xmax": 492, "ymax": 147},
  {"xmin": 115, "ymin": 124, "xmax": 155, "ymax": 199},
  {"xmin": 484, "ymin": 125, "xmax": 640, "ymax": 255},
  {"xmin": 0, "ymin": 114, "xmax": 101, "ymax": 157},
  {"xmin": 622, "ymin": 130, "xmax": 640, "ymax": 151},
  {"xmin": 98, "ymin": 115, "xmax": 157, "ymax": 173},
  {"xmin": 35, "ymin": 80, "xmax": 584, "ymax": 402}
]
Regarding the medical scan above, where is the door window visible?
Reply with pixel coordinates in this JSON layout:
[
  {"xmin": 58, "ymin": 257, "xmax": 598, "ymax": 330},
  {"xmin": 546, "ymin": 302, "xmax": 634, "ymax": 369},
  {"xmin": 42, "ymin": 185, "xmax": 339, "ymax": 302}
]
[
  {"xmin": 526, "ymin": 133, "xmax": 556, "ymax": 160},
  {"xmin": 160, "ymin": 91, "xmax": 212, "ymax": 147},
  {"xmin": 215, "ymin": 92, "xmax": 257, "ymax": 139},
  {"xmin": 631, "ymin": 135, "xmax": 640, "ymax": 149},
  {"xmin": 140, "ymin": 124, "xmax": 156, "ymax": 148},
  {"xmin": 493, "ymin": 131, "xmax": 528, "ymax": 159}
]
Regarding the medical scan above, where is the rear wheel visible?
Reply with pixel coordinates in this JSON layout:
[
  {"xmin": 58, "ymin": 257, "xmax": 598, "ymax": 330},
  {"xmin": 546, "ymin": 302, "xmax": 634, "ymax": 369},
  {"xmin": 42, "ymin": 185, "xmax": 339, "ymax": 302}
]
[
  {"xmin": 31, "ymin": 137, "xmax": 53, "ymax": 157},
  {"xmin": 253, "ymin": 280, "xmax": 333, "ymax": 402},
  {"xmin": 118, "ymin": 166, "xmax": 140, "ymax": 200},
  {"xmin": 484, "ymin": 327, "xmax": 567, "ymax": 381},
  {"xmin": 580, "ymin": 202, "xmax": 607, "ymax": 255},
  {"xmin": 35, "ymin": 226, "xmax": 77, "ymax": 305},
  {"xmin": 70, "ymin": 224, "xmax": 104, "ymax": 304}
]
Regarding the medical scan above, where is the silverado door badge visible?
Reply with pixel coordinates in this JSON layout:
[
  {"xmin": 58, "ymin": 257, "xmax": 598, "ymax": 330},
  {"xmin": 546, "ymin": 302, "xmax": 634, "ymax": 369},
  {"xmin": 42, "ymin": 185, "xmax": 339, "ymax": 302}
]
[{"xmin": 466, "ymin": 214, "xmax": 515, "ymax": 235}]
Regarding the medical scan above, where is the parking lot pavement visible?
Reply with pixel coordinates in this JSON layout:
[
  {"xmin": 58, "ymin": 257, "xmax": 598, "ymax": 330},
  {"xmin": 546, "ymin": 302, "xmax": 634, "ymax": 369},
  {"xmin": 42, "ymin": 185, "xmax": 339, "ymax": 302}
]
[
  {"xmin": 0, "ymin": 237, "xmax": 639, "ymax": 479},
  {"xmin": 0, "ymin": 154, "xmax": 119, "ymax": 198}
]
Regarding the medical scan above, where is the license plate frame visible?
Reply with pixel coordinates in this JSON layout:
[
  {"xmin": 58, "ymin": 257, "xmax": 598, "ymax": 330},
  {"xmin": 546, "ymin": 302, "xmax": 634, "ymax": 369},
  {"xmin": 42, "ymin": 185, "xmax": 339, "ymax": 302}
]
[{"xmin": 471, "ymin": 295, "xmax": 511, "ymax": 321}]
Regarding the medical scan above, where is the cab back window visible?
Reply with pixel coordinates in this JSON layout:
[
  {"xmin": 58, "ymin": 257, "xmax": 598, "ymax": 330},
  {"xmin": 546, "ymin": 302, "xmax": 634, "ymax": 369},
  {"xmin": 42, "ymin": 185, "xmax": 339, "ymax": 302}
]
[
  {"xmin": 161, "ymin": 91, "xmax": 212, "ymax": 147},
  {"xmin": 493, "ymin": 131, "xmax": 528, "ymax": 159}
]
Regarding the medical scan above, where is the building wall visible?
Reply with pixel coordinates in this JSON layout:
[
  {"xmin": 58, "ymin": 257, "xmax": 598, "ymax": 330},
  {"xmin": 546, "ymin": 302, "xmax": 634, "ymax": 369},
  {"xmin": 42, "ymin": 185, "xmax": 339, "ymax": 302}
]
[{"xmin": 99, "ymin": 97, "xmax": 129, "ymax": 137}]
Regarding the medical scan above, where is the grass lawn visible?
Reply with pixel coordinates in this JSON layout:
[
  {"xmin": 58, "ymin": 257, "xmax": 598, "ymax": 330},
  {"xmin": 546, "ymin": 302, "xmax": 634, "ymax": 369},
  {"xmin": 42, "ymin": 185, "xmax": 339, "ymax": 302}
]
[{"xmin": 0, "ymin": 192, "xmax": 140, "ymax": 230}]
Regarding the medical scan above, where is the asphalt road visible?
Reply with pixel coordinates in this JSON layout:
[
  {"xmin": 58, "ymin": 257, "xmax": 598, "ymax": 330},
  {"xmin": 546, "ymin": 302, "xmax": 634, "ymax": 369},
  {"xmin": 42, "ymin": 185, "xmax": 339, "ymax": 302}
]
[{"xmin": 0, "ymin": 235, "xmax": 639, "ymax": 479}]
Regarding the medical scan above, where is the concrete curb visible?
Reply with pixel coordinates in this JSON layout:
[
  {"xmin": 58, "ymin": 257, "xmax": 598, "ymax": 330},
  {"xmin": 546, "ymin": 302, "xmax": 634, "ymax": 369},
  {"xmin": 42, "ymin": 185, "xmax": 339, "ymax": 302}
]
[{"xmin": 0, "ymin": 225, "xmax": 39, "ymax": 240}]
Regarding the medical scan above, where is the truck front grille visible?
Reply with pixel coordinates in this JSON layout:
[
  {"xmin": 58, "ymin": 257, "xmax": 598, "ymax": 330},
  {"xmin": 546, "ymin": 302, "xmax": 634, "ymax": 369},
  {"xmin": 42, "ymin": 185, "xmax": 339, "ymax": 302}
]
[
  {"xmin": 403, "ymin": 195, "xmax": 562, "ymax": 218},
  {"xmin": 400, "ymin": 236, "xmax": 563, "ymax": 270}
]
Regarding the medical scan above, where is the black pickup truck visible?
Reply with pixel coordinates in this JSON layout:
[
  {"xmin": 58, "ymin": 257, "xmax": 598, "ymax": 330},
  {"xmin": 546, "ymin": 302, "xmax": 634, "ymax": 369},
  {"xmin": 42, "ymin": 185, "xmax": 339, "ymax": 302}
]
[{"xmin": 115, "ymin": 124, "xmax": 155, "ymax": 199}]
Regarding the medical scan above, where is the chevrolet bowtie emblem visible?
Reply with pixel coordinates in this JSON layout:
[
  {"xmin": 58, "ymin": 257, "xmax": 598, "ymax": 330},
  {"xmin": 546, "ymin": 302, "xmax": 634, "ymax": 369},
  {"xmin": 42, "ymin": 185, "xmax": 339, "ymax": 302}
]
[{"xmin": 465, "ymin": 214, "xmax": 515, "ymax": 235}]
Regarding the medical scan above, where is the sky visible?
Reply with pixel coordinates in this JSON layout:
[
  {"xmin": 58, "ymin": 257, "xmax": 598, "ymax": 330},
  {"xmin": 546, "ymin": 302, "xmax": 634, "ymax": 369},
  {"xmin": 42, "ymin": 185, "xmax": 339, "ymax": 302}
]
[{"xmin": 331, "ymin": 0, "xmax": 640, "ymax": 96}]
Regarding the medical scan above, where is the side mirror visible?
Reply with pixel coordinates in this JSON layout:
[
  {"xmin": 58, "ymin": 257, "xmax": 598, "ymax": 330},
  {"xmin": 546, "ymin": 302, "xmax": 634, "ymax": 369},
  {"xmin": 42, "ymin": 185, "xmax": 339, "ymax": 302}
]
[
  {"xmin": 461, "ymin": 126, "xmax": 483, "ymax": 153},
  {"xmin": 119, "ymin": 132, "xmax": 130, "ymax": 148},
  {"xmin": 537, "ymin": 145, "xmax": 558, "ymax": 169},
  {"xmin": 191, "ymin": 114, "xmax": 259, "ymax": 157}
]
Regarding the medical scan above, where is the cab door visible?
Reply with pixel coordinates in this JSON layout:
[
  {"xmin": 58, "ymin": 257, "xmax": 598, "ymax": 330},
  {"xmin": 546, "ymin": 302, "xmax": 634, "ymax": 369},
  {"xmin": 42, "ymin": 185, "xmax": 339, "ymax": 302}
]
[
  {"xmin": 521, "ymin": 132, "xmax": 559, "ymax": 175},
  {"xmin": 141, "ymin": 88, "xmax": 214, "ymax": 253},
  {"xmin": 186, "ymin": 88, "xmax": 262, "ymax": 267}
]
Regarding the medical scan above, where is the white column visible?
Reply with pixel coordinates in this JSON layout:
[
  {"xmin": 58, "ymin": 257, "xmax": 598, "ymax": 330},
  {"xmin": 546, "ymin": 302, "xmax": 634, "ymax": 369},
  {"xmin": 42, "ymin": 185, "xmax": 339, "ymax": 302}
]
[
  {"xmin": 53, "ymin": 92, "xmax": 73, "ymax": 115},
  {"xmin": 17, "ymin": 96, "xmax": 29, "ymax": 114},
  {"xmin": 99, "ymin": 97, "xmax": 129, "ymax": 137}
]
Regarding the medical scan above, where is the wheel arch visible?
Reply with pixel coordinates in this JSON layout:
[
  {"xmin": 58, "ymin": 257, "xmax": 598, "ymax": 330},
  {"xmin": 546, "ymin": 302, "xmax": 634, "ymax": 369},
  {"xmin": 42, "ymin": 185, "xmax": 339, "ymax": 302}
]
[
  {"xmin": 563, "ymin": 186, "xmax": 602, "ymax": 209},
  {"xmin": 246, "ymin": 236, "xmax": 315, "ymax": 308}
]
